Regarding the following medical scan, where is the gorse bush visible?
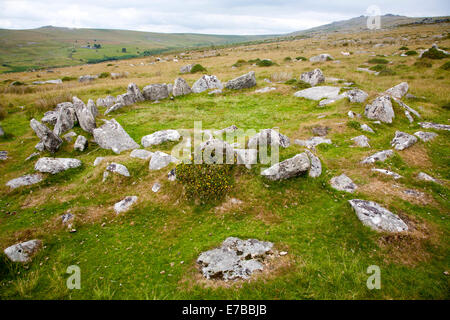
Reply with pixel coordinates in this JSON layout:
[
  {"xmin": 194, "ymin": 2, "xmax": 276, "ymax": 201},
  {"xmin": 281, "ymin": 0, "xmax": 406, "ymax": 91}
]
[
  {"xmin": 98, "ymin": 72, "xmax": 110, "ymax": 78},
  {"xmin": 232, "ymin": 59, "xmax": 247, "ymax": 67},
  {"xmin": 296, "ymin": 56, "xmax": 307, "ymax": 61},
  {"xmin": 399, "ymin": 46, "xmax": 409, "ymax": 50},
  {"xmin": 256, "ymin": 59, "xmax": 275, "ymax": 67},
  {"xmin": 190, "ymin": 64, "xmax": 207, "ymax": 73},
  {"xmin": 405, "ymin": 50, "xmax": 417, "ymax": 56},
  {"xmin": 368, "ymin": 58, "xmax": 389, "ymax": 64},
  {"xmin": 61, "ymin": 76, "xmax": 76, "ymax": 82}
]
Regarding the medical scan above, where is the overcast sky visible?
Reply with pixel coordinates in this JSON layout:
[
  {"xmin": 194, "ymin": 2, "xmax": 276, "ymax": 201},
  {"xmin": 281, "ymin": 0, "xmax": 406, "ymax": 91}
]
[{"xmin": 0, "ymin": 0, "xmax": 449, "ymax": 34}]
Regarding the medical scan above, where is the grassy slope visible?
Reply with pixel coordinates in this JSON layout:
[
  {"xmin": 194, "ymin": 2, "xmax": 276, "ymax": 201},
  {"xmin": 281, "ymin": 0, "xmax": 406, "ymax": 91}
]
[{"xmin": 0, "ymin": 23, "xmax": 449, "ymax": 299}]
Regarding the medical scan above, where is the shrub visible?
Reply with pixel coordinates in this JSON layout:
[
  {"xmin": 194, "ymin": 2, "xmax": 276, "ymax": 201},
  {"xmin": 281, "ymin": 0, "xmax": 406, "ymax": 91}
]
[
  {"xmin": 256, "ymin": 59, "xmax": 275, "ymax": 67},
  {"xmin": 61, "ymin": 76, "xmax": 76, "ymax": 82},
  {"xmin": 399, "ymin": 46, "xmax": 409, "ymax": 50},
  {"xmin": 440, "ymin": 61, "xmax": 450, "ymax": 70},
  {"xmin": 284, "ymin": 56, "xmax": 292, "ymax": 62},
  {"xmin": 190, "ymin": 64, "xmax": 207, "ymax": 73},
  {"xmin": 421, "ymin": 47, "xmax": 449, "ymax": 59},
  {"xmin": 405, "ymin": 50, "xmax": 417, "ymax": 56},
  {"xmin": 369, "ymin": 64, "xmax": 387, "ymax": 72},
  {"xmin": 284, "ymin": 78, "xmax": 297, "ymax": 85},
  {"xmin": 368, "ymin": 58, "xmax": 389, "ymax": 64},
  {"xmin": 98, "ymin": 72, "xmax": 110, "ymax": 79},
  {"xmin": 296, "ymin": 56, "xmax": 307, "ymax": 61},
  {"xmin": 232, "ymin": 59, "xmax": 247, "ymax": 67},
  {"xmin": 176, "ymin": 160, "xmax": 235, "ymax": 203},
  {"xmin": 414, "ymin": 61, "xmax": 432, "ymax": 68},
  {"xmin": 378, "ymin": 68, "xmax": 396, "ymax": 76},
  {"xmin": 287, "ymin": 79, "xmax": 311, "ymax": 89}
]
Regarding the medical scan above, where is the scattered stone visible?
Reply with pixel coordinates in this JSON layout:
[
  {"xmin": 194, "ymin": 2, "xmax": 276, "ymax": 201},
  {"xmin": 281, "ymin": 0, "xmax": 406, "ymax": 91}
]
[
  {"xmin": 79, "ymin": 75, "xmax": 98, "ymax": 83},
  {"xmin": 225, "ymin": 71, "xmax": 257, "ymax": 90},
  {"xmin": 180, "ymin": 64, "xmax": 193, "ymax": 74},
  {"xmin": 142, "ymin": 84, "xmax": 169, "ymax": 101},
  {"xmin": 390, "ymin": 131, "xmax": 417, "ymax": 150},
  {"xmin": 247, "ymin": 129, "xmax": 290, "ymax": 149},
  {"xmin": 114, "ymin": 196, "xmax": 138, "ymax": 214},
  {"xmin": 172, "ymin": 77, "xmax": 192, "ymax": 97},
  {"xmin": 25, "ymin": 152, "xmax": 40, "ymax": 161},
  {"xmin": 294, "ymin": 137, "xmax": 331, "ymax": 148},
  {"xmin": 418, "ymin": 122, "xmax": 450, "ymax": 131},
  {"xmin": 197, "ymin": 237, "xmax": 273, "ymax": 280},
  {"xmin": 0, "ymin": 125, "xmax": 4, "ymax": 136},
  {"xmin": 348, "ymin": 199, "xmax": 408, "ymax": 232},
  {"xmin": 53, "ymin": 103, "xmax": 76, "ymax": 136},
  {"xmin": 74, "ymin": 135, "xmax": 88, "ymax": 151},
  {"xmin": 234, "ymin": 149, "xmax": 258, "ymax": 169},
  {"xmin": 35, "ymin": 141, "xmax": 45, "ymax": 152},
  {"xmin": 152, "ymin": 182, "xmax": 161, "ymax": 193},
  {"xmin": 0, "ymin": 150, "xmax": 7, "ymax": 160},
  {"xmin": 305, "ymin": 150, "xmax": 322, "ymax": 178},
  {"xmin": 4, "ymin": 240, "xmax": 42, "ymax": 263},
  {"xmin": 30, "ymin": 119, "xmax": 62, "ymax": 153},
  {"xmin": 214, "ymin": 125, "xmax": 238, "ymax": 136},
  {"xmin": 97, "ymin": 95, "xmax": 116, "ymax": 108},
  {"xmin": 330, "ymin": 174, "xmax": 357, "ymax": 193},
  {"xmin": 63, "ymin": 131, "xmax": 77, "ymax": 142},
  {"xmin": 106, "ymin": 163, "xmax": 130, "ymax": 177},
  {"xmin": 371, "ymin": 168, "xmax": 402, "ymax": 179},
  {"xmin": 130, "ymin": 149, "xmax": 153, "ymax": 160},
  {"xmin": 41, "ymin": 110, "xmax": 58, "ymax": 125},
  {"xmin": 261, "ymin": 153, "xmax": 310, "ymax": 180},
  {"xmin": 414, "ymin": 131, "xmax": 438, "ymax": 142},
  {"xmin": 191, "ymin": 75, "xmax": 223, "ymax": 93},
  {"xmin": 127, "ymin": 83, "xmax": 145, "ymax": 102},
  {"xmin": 357, "ymin": 67, "xmax": 379, "ymax": 75},
  {"xmin": 93, "ymin": 119, "xmax": 139, "ymax": 154},
  {"xmin": 255, "ymin": 86, "xmax": 276, "ymax": 93},
  {"xmin": 149, "ymin": 151, "xmax": 178, "ymax": 170},
  {"xmin": 309, "ymin": 54, "xmax": 334, "ymax": 62},
  {"xmin": 73, "ymin": 97, "xmax": 96, "ymax": 133},
  {"xmin": 311, "ymin": 126, "xmax": 329, "ymax": 136},
  {"xmin": 300, "ymin": 68, "xmax": 325, "ymax": 86},
  {"xmin": 87, "ymin": 99, "xmax": 98, "ymax": 118},
  {"xmin": 393, "ymin": 98, "xmax": 421, "ymax": 119},
  {"xmin": 343, "ymin": 89, "xmax": 369, "ymax": 103},
  {"xmin": 417, "ymin": 172, "xmax": 440, "ymax": 184},
  {"xmin": 364, "ymin": 95, "xmax": 394, "ymax": 123},
  {"xmin": 35, "ymin": 157, "xmax": 82, "ymax": 174},
  {"xmin": 141, "ymin": 130, "xmax": 181, "ymax": 147},
  {"xmin": 294, "ymin": 86, "xmax": 341, "ymax": 101},
  {"xmin": 361, "ymin": 150, "xmax": 394, "ymax": 164},
  {"xmin": 208, "ymin": 89, "xmax": 222, "ymax": 95},
  {"xmin": 351, "ymin": 135, "xmax": 370, "ymax": 147},
  {"xmin": 6, "ymin": 174, "xmax": 43, "ymax": 189},
  {"xmin": 385, "ymin": 82, "xmax": 409, "ymax": 99},
  {"xmin": 93, "ymin": 157, "xmax": 105, "ymax": 166},
  {"xmin": 61, "ymin": 212, "xmax": 74, "ymax": 225}
]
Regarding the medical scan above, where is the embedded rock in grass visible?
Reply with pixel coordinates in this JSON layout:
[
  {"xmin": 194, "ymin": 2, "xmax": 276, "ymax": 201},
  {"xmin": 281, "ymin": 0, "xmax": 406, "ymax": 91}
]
[
  {"xmin": 93, "ymin": 119, "xmax": 139, "ymax": 154},
  {"xmin": 168, "ymin": 169, "xmax": 176, "ymax": 181},
  {"xmin": 74, "ymin": 135, "xmax": 88, "ymax": 151},
  {"xmin": 130, "ymin": 149, "xmax": 153, "ymax": 160},
  {"xmin": 414, "ymin": 131, "xmax": 438, "ymax": 142},
  {"xmin": 294, "ymin": 86, "xmax": 341, "ymax": 101},
  {"xmin": 247, "ymin": 129, "xmax": 290, "ymax": 149},
  {"xmin": 364, "ymin": 95, "xmax": 395, "ymax": 123},
  {"xmin": 300, "ymin": 68, "xmax": 325, "ymax": 86},
  {"xmin": 197, "ymin": 237, "xmax": 273, "ymax": 281},
  {"xmin": 116, "ymin": 92, "xmax": 136, "ymax": 106},
  {"xmin": 371, "ymin": 168, "xmax": 402, "ymax": 179},
  {"xmin": 6, "ymin": 174, "xmax": 43, "ymax": 189},
  {"xmin": 97, "ymin": 95, "xmax": 116, "ymax": 108},
  {"xmin": 114, "ymin": 196, "xmax": 138, "ymax": 214},
  {"xmin": 25, "ymin": 152, "xmax": 40, "ymax": 161},
  {"xmin": 0, "ymin": 151, "xmax": 7, "ymax": 160},
  {"xmin": 330, "ymin": 174, "xmax": 357, "ymax": 193},
  {"xmin": 53, "ymin": 104, "xmax": 76, "ymax": 136},
  {"xmin": 261, "ymin": 153, "xmax": 310, "ymax": 181},
  {"xmin": 152, "ymin": 182, "xmax": 161, "ymax": 193},
  {"xmin": 180, "ymin": 64, "xmax": 193, "ymax": 74},
  {"xmin": 73, "ymin": 97, "xmax": 96, "ymax": 134},
  {"xmin": 305, "ymin": 150, "xmax": 322, "ymax": 178},
  {"xmin": 360, "ymin": 124, "xmax": 374, "ymax": 133},
  {"xmin": 318, "ymin": 95, "xmax": 345, "ymax": 106},
  {"xmin": 141, "ymin": 130, "xmax": 181, "ymax": 147},
  {"xmin": 191, "ymin": 75, "xmax": 223, "ymax": 93},
  {"xmin": 149, "ymin": 151, "xmax": 178, "ymax": 170},
  {"xmin": 225, "ymin": 71, "xmax": 257, "ymax": 90},
  {"xmin": 417, "ymin": 172, "xmax": 440, "ymax": 184},
  {"xmin": 4, "ymin": 239, "xmax": 42, "ymax": 263},
  {"xmin": 214, "ymin": 125, "xmax": 238, "ymax": 136},
  {"xmin": 30, "ymin": 119, "xmax": 62, "ymax": 153},
  {"xmin": 309, "ymin": 54, "xmax": 334, "ymax": 62},
  {"xmin": 127, "ymin": 83, "xmax": 145, "ymax": 102},
  {"xmin": 311, "ymin": 126, "xmax": 329, "ymax": 136},
  {"xmin": 294, "ymin": 137, "xmax": 331, "ymax": 149},
  {"xmin": 390, "ymin": 131, "xmax": 417, "ymax": 151},
  {"xmin": 35, "ymin": 141, "xmax": 45, "ymax": 152},
  {"xmin": 385, "ymin": 82, "xmax": 409, "ymax": 99},
  {"xmin": 106, "ymin": 162, "xmax": 130, "ymax": 177},
  {"xmin": 93, "ymin": 157, "xmax": 105, "ymax": 166},
  {"xmin": 142, "ymin": 84, "xmax": 169, "ymax": 101},
  {"xmin": 35, "ymin": 157, "xmax": 82, "ymax": 174},
  {"xmin": 41, "ymin": 110, "xmax": 58, "ymax": 125},
  {"xmin": 104, "ymin": 102, "xmax": 125, "ymax": 115},
  {"xmin": 418, "ymin": 122, "xmax": 450, "ymax": 131},
  {"xmin": 63, "ymin": 131, "xmax": 77, "ymax": 142},
  {"xmin": 78, "ymin": 75, "xmax": 98, "ymax": 83},
  {"xmin": 348, "ymin": 199, "xmax": 408, "ymax": 233},
  {"xmin": 351, "ymin": 135, "xmax": 370, "ymax": 147},
  {"xmin": 234, "ymin": 148, "xmax": 258, "ymax": 169},
  {"xmin": 172, "ymin": 77, "xmax": 192, "ymax": 97},
  {"xmin": 361, "ymin": 150, "xmax": 394, "ymax": 164},
  {"xmin": 255, "ymin": 86, "xmax": 276, "ymax": 93},
  {"xmin": 343, "ymin": 89, "xmax": 369, "ymax": 103}
]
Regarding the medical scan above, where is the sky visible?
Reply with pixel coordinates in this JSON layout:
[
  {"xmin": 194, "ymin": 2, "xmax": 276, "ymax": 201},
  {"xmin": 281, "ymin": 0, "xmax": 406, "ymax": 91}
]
[{"xmin": 0, "ymin": 0, "xmax": 449, "ymax": 35}]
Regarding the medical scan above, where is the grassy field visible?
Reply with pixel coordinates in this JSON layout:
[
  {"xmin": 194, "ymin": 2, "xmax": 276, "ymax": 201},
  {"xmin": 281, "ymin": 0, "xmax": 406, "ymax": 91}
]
[{"xmin": 0, "ymin": 22, "xmax": 449, "ymax": 299}]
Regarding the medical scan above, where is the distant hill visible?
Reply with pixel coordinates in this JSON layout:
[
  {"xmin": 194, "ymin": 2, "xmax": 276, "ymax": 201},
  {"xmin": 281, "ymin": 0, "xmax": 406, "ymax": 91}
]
[{"xmin": 0, "ymin": 26, "xmax": 272, "ymax": 73}]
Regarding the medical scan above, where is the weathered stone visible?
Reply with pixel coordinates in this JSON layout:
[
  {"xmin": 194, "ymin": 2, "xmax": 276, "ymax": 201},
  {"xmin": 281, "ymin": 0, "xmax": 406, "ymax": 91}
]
[
  {"xmin": 197, "ymin": 237, "xmax": 273, "ymax": 280},
  {"xmin": 172, "ymin": 77, "xmax": 192, "ymax": 97},
  {"xmin": 0, "ymin": 125, "xmax": 4, "ymax": 137},
  {"xmin": 73, "ymin": 97, "xmax": 96, "ymax": 133},
  {"xmin": 318, "ymin": 95, "xmax": 345, "ymax": 106},
  {"xmin": 192, "ymin": 75, "xmax": 223, "ymax": 93},
  {"xmin": 417, "ymin": 172, "xmax": 440, "ymax": 184},
  {"xmin": 234, "ymin": 149, "xmax": 258, "ymax": 169},
  {"xmin": 142, "ymin": 84, "xmax": 169, "ymax": 101},
  {"xmin": 199, "ymin": 139, "xmax": 235, "ymax": 164},
  {"xmin": 87, "ymin": 99, "xmax": 98, "ymax": 118},
  {"xmin": 35, "ymin": 141, "xmax": 45, "ymax": 152},
  {"xmin": 344, "ymin": 89, "xmax": 369, "ymax": 103},
  {"xmin": 106, "ymin": 162, "xmax": 130, "ymax": 177},
  {"xmin": 78, "ymin": 75, "xmax": 98, "ymax": 83},
  {"xmin": 360, "ymin": 124, "xmax": 375, "ymax": 133},
  {"xmin": 385, "ymin": 82, "xmax": 409, "ymax": 99},
  {"xmin": 6, "ymin": 174, "xmax": 43, "ymax": 189},
  {"xmin": 390, "ymin": 131, "xmax": 417, "ymax": 151},
  {"xmin": 309, "ymin": 54, "xmax": 334, "ymax": 62},
  {"xmin": 180, "ymin": 64, "xmax": 193, "ymax": 74},
  {"xmin": 294, "ymin": 86, "xmax": 341, "ymax": 101},
  {"xmin": 351, "ymin": 135, "xmax": 370, "ymax": 147},
  {"xmin": 35, "ymin": 157, "xmax": 82, "ymax": 174},
  {"xmin": 4, "ymin": 239, "xmax": 42, "ymax": 263},
  {"xmin": 168, "ymin": 169, "xmax": 176, "ymax": 181},
  {"xmin": 30, "ymin": 119, "xmax": 62, "ymax": 153},
  {"xmin": 104, "ymin": 102, "xmax": 125, "ymax": 115},
  {"xmin": 114, "ymin": 196, "xmax": 138, "ymax": 214},
  {"xmin": 225, "ymin": 71, "xmax": 257, "ymax": 90},
  {"xmin": 127, "ymin": 83, "xmax": 145, "ymax": 102},
  {"xmin": 152, "ymin": 182, "xmax": 161, "ymax": 193},
  {"xmin": 63, "ymin": 131, "xmax": 77, "ymax": 142},
  {"xmin": 364, "ymin": 95, "xmax": 395, "ymax": 123},
  {"xmin": 294, "ymin": 137, "xmax": 331, "ymax": 148},
  {"xmin": 361, "ymin": 150, "xmax": 394, "ymax": 164},
  {"xmin": 141, "ymin": 130, "xmax": 181, "ymax": 147},
  {"xmin": 255, "ymin": 87, "xmax": 276, "ymax": 93},
  {"xmin": 53, "ymin": 104, "xmax": 76, "ymax": 136},
  {"xmin": 261, "ymin": 153, "xmax": 310, "ymax": 180},
  {"xmin": 25, "ymin": 152, "xmax": 40, "ymax": 161},
  {"xmin": 214, "ymin": 125, "xmax": 238, "ymax": 136},
  {"xmin": 74, "ymin": 135, "xmax": 88, "ymax": 151},
  {"xmin": 348, "ymin": 199, "xmax": 408, "ymax": 232},
  {"xmin": 41, "ymin": 110, "xmax": 58, "ymax": 125},
  {"xmin": 311, "ymin": 126, "xmax": 329, "ymax": 136},
  {"xmin": 300, "ymin": 68, "xmax": 325, "ymax": 86},
  {"xmin": 0, "ymin": 150, "xmax": 7, "ymax": 160},
  {"xmin": 97, "ymin": 95, "xmax": 116, "ymax": 108},
  {"xmin": 248, "ymin": 129, "xmax": 290, "ymax": 149},
  {"xmin": 116, "ymin": 92, "xmax": 136, "ymax": 106},
  {"xmin": 130, "ymin": 149, "xmax": 153, "ymax": 160},
  {"xmin": 305, "ymin": 150, "xmax": 322, "ymax": 178},
  {"xmin": 93, "ymin": 157, "xmax": 105, "ymax": 166},
  {"xmin": 419, "ymin": 122, "xmax": 450, "ymax": 131},
  {"xmin": 93, "ymin": 119, "xmax": 139, "ymax": 154},
  {"xmin": 371, "ymin": 168, "xmax": 402, "ymax": 179},
  {"xmin": 149, "ymin": 151, "xmax": 178, "ymax": 170},
  {"xmin": 330, "ymin": 174, "xmax": 357, "ymax": 193},
  {"xmin": 414, "ymin": 131, "xmax": 438, "ymax": 142}
]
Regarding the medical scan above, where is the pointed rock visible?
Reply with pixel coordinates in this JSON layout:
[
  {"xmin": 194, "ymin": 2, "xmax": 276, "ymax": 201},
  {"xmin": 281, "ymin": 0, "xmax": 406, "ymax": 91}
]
[
  {"xmin": 93, "ymin": 119, "xmax": 139, "ymax": 154},
  {"xmin": 30, "ymin": 119, "xmax": 62, "ymax": 153}
]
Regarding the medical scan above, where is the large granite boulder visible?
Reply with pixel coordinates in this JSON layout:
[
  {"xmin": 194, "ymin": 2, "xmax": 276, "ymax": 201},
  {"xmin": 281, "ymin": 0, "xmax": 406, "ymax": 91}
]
[
  {"xmin": 261, "ymin": 153, "xmax": 310, "ymax": 180},
  {"xmin": 142, "ymin": 84, "xmax": 169, "ymax": 101},
  {"xmin": 294, "ymin": 86, "xmax": 341, "ymax": 101},
  {"xmin": 4, "ymin": 239, "xmax": 42, "ymax": 262},
  {"xmin": 390, "ymin": 131, "xmax": 417, "ymax": 151},
  {"xmin": 93, "ymin": 119, "xmax": 139, "ymax": 154},
  {"xmin": 6, "ymin": 174, "xmax": 43, "ymax": 189},
  {"xmin": 364, "ymin": 95, "xmax": 395, "ymax": 123},
  {"xmin": 247, "ymin": 129, "xmax": 290, "ymax": 149},
  {"xmin": 53, "ymin": 103, "xmax": 76, "ymax": 136},
  {"xmin": 73, "ymin": 97, "xmax": 96, "ymax": 133},
  {"xmin": 30, "ymin": 119, "xmax": 62, "ymax": 153},
  {"xmin": 300, "ymin": 68, "xmax": 325, "ymax": 86},
  {"xmin": 172, "ymin": 77, "xmax": 192, "ymax": 97},
  {"xmin": 348, "ymin": 199, "xmax": 408, "ymax": 232},
  {"xmin": 385, "ymin": 82, "xmax": 408, "ymax": 99},
  {"xmin": 35, "ymin": 157, "xmax": 82, "ymax": 174},
  {"xmin": 191, "ymin": 75, "xmax": 223, "ymax": 93},
  {"xmin": 141, "ymin": 130, "xmax": 181, "ymax": 147},
  {"xmin": 330, "ymin": 174, "xmax": 357, "ymax": 193},
  {"xmin": 225, "ymin": 71, "xmax": 257, "ymax": 90},
  {"xmin": 127, "ymin": 83, "xmax": 145, "ymax": 102}
]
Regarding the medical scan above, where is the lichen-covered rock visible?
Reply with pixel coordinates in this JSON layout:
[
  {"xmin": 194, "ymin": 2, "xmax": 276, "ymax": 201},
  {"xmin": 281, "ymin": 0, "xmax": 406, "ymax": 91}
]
[
  {"xmin": 371, "ymin": 168, "xmax": 402, "ymax": 179},
  {"xmin": 130, "ymin": 149, "xmax": 153, "ymax": 160},
  {"xmin": 385, "ymin": 82, "xmax": 408, "ymax": 99},
  {"xmin": 330, "ymin": 174, "xmax": 357, "ymax": 193},
  {"xmin": 361, "ymin": 150, "xmax": 394, "ymax": 164},
  {"xmin": 351, "ymin": 135, "xmax": 370, "ymax": 147},
  {"xmin": 35, "ymin": 157, "xmax": 82, "ymax": 174},
  {"xmin": 364, "ymin": 95, "xmax": 395, "ymax": 123},
  {"xmin": 74, "ymin": 135, "xmax": 88, "ymax": 151},
  {"xmin": 261, "ymin": 153, "xmax": 310, "ymax": 180},
  {"xmin": 152, "ymin": 182, "xmax": 161, "ymax": 193},
  {"xmin": 214, "ymin": 125, "xmax": 238, "ymax": 136},
  {"xmin": 114, "ymin": 196, "xmax": 138, "ymax": 214},
  {"xmin": 6, "ymin": 174, "xmax": 43, "ymax": 189},
  {"xmin": 172, "ymin": 77, "xmax": 192, "ymax": 97},
  {"xmin": 41, "ymin": 110, "xmax": 59, "ymax": 125},
  {"xmin": 149, "ymin": 151, "xmax": 178, "ymax": 170},
  {"xmin": 305, "ymin": 150, "xmax": 322, "ymax": 178},
  {"xmin": 414, "ymin": 131, "xmax": 438, "ymax": 142},
  {"xmin": 348, "ymin": 199, "xmax": 408, "ymax": 232},
  {"xmin": 418, "ymin": 122, "xmax": 450, "ymax": 131},
  {"xmin": 87, "ymin": 99, "xmax": 98, "ymax": 118},
  {"xmin": 127, "ymin": 83, "xmax": 145, "ymax": 102},
  {"xmin": 0, "ymin": 150, "xmax": 7, "ymax": 160},
  {"xmin": 93, "ymin": 157, "xmax": 105, "ymax": 166},
  {"xmin": 309, "ymin": 54, "xmax": 334, "ymax": 62},
  {"xmin": 225, "ymin": 71, "xmax": 256, "ymax": 90},
  {"xmin": 93, "ymin": 119, "xmax": 139, "ymax": 154},
  {"xmin": 30, "ymin": 119, "xmax": 63, "ymax": 153},
  {"xmin": 294, "ymin": 86, "xmax": 341, "ymax": 101},
  {"xmin": 53, "ymin": 104, "xmax": 76, "ymax": 136},
  {"xmin": 191, "ymin": 75, "xmax": 223, "ymax": 93},
  {"xmin": 197, "ymin": 237, "xmax": 273, "ymax": 281},
  {"xmin": 141, "ymin": 130, "xmax": 181, "ymax": 147},
  {"xmin": 344, "ymin": 89, "xmax": 369, "ymax": 103},
  {"xmin": 360, "ymin": 124, "xmax": 375, "ymax": 133},
  {"xmin": 97, "ymin": 95, "xmax": 116, "ymax": 108},
  {"xmin": 255, "ymin": 86, "xmax": 277, "ymax": 93},
  {"xmin": 294, "ymin": 137, "xmax": 331, "ymax": 148},
  {"xmin": 247, "ymin": 129, "xmax": 290, "ymax": 149},
  {"xmin": 106, "ymin": 162, "xmax": 130, "ymax": 177},
  {"xmin": 417, "ymin": 172, "xmax": 440, "ymax": 184},
  {"xmin": 390, "ymin": 131, "xmax": 417, "ymax": 151},
  {"xmin": 234, "ymin": 148, "xmax": 258, "ymax": 169},
  {"xmin": 180, "ymin": 64, "xmax": 193, "ymax": 74},
  {"xmin": 142, "ymin": 84, "xmax": 169, "ymax": 101},
  {"xmin": 63, "ymin": 131, "xmax": 77, "ymax": 142},
  {"xmin": 4, "ymin": 240, "xmax": 42, "ymax": 263},
  {"xmin": 73, "ymin": 97, "xmax": 96, "ymax": 133},
  {"xmin": 300, "ymin": 68, "xmax": 325, "ymax": 86}
]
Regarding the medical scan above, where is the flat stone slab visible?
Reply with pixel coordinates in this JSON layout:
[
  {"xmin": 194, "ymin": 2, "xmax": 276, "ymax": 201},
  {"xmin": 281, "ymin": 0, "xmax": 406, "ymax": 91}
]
[
  {"xmin": 361, "ymin": 150, "xmax": 394, "ymax": 164},
  {"xmin": 130, "ymin": 149, "xmax": 153, "ymax": 160},
  {"xmin": 4, "ymin": 239, "xmax": 42, "ymax": 263},
  {"xmin": 141, "ymin": 130, "xmax": 180, "ymax": 147},
  {"xmin": 414, "ymin": 131, "xmax": 438, "ymax": 142},
  {"xmin": 261, "ymin": 153, "xmax": 310, "ymax": 180},
  {"xmin": 390, "ymin": 131, "xmax": 417, "ymax": 151},
  {"xmin": 35, "ymin": 157, "xmax": 82, "ymax": 174},
  {"xmin": 348, "ymin": 199, "xmax": 408, "ymax": 233},
  {"xmin": 6, "ymin": 174, "xmax": 44, "ymax": 189},
  {"xmin": 149, "ymin": 151, "xmax": 178, "ymax": 170},
  {"xmin": 294, "ymin": 137, "xmax": 331, "ymax": 148},
  {"xmin": 114, "ymin": 196, "xmax": 138, "ymax": 214},
  {"xmin": 330, "ymin": 174, "xmax": 357, "ymax": 193},
  {"xmin": 93, "ymin": 119, "xmax": 139, "ymax": 154},
  {"xmin": 418, "ymin": 122, "xmax": 450, "ymax": 131},
  {"xmin": 294, "ymin": 86, "xmax": 341, "ymax": 101},
  {"xmin": 248, "ymin": 129, "xmax": 290, "ymax": 149},
  {"xmin": 371, "ymin": 169, "xmax": 402, "ymax": 179},
  {"xmin": 106, "ymin": 163, "xmax": 130, "ymax": 177}
]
